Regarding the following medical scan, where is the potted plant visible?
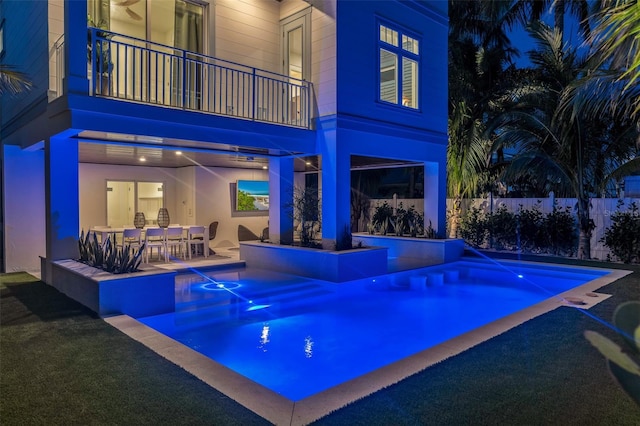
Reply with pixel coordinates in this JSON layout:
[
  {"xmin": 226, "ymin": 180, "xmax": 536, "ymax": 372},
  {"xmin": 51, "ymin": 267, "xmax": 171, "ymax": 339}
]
[{"xmin": 87, "ymin": 16, "xmax": 113, "ymax": 94}]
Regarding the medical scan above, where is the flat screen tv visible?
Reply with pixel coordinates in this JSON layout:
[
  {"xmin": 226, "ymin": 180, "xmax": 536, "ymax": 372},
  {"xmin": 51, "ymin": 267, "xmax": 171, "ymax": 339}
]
[{"xmin": 236, "ymin": 180, "xmax": 269, "ymax": 211}]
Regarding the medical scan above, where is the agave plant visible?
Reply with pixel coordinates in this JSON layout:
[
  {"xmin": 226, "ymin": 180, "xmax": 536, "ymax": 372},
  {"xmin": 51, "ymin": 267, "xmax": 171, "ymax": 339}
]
[{"xmin": 78, "ymin": 230, "xmax": 144, "ymax": 274}]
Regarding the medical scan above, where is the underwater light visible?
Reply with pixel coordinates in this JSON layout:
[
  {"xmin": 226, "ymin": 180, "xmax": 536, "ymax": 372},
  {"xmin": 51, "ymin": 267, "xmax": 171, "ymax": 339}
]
[
  {"xmin": 201, "ymin": 281, "xmax": 241, "ymax": 291},
  {"xmin": 247, "ymin": 304, "xmax": 271, "ymax": 311},
  {"xmin": 517, "ymin": 274, "xmax": 524, "ymax": 278}
]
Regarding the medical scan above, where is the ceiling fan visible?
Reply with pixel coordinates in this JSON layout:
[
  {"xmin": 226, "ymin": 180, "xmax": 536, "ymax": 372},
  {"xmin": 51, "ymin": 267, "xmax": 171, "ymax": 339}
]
[{"xmin": 114, "ymin": 0, "xmax": 143, "ymax": 21}]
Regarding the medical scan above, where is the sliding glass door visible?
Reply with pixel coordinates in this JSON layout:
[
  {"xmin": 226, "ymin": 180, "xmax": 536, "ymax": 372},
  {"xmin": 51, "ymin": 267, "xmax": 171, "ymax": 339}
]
[
  {"xmin": 106, "ymin": 180, "xmax": 164, "ymax": 228},
  {"xmin": 88, "ymin": 0, "xmax": 204, "ymax": 105}
]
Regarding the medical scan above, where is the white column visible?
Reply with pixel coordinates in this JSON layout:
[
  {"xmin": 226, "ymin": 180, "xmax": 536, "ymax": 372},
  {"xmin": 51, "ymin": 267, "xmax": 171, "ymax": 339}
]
[
  {"xmin": 320, "ymin": 134, "xmax": 350, "ymax": 248},
  {"xmin": 64, "ymin": 0, "xmax": 89, "ymax": 95},
  {"xmin": 45, "ymin": 135, "xmax": 80, "ymax": 263},
  {"xmin": 424, "ymin": 161, "xmax": 446, "ymax": 237},
  {"xmin": 268, "ymin": 157, "xmax": 294, "ymax": 245}
]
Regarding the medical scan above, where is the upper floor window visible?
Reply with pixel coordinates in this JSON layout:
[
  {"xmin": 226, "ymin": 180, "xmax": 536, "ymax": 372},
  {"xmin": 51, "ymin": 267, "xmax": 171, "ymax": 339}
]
[{"xmin": 379, "ymin": 22, "xmax": 419, "ymax": 109}]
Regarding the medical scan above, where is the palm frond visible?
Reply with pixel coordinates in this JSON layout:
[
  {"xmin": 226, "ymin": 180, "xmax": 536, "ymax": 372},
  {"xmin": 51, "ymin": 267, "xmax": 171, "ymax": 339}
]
[{"xmin": 0, "ymin": 65, "xmax": 33, "ymax": 95}]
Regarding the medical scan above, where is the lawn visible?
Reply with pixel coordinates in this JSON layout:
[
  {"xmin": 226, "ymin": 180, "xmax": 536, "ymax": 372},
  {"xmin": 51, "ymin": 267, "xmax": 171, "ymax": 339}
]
[{"xmin": 1, "ymin": 256, "xmax": 639, "ymax": 425}]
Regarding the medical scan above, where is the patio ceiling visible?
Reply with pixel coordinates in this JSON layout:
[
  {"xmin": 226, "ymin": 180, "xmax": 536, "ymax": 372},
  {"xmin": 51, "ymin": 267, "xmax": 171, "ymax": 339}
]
[
  {"xmin": 79, "ymin": 142, "xmax": 275, "ymax": 170},
  {"xmin": 78, "ymin": 138, "xmax": 419, "ymax": 172}
]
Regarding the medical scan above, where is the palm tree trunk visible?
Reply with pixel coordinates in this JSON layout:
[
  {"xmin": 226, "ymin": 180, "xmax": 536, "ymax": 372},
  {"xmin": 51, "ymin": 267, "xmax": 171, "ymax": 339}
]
[
  {"xmin": 576, "ymin": 196, "xmax": 593, "ymax": 259},
  {"xmin": 449, "ymin": 197, "xmax": 462, "ymax": 238}
]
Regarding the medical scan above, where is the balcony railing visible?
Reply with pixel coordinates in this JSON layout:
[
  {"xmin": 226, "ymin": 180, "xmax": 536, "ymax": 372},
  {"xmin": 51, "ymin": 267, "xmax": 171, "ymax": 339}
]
[
  {"xmin": 49, "ymin": 34, "xmax": 65, "ymax": 101},
  {"xmin": 89, "ymin": 27, "xmax": 313, "ymax": 129}
]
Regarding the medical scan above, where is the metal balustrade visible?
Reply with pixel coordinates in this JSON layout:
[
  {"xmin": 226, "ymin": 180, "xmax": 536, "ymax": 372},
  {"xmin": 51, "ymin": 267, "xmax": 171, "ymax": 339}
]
[
  {"xmin": 89, "ymin": 27, "xmax": 312, "ymax": 129},
  {"xmin": 49, "ymin": 34, "xmax": 65, "ymax": 101}
]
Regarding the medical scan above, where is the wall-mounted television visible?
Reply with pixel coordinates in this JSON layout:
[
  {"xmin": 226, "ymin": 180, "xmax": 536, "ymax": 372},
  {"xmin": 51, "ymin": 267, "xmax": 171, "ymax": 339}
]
[{"xmin": 236, "ymin": 180, "xmax": 269, "ymax": 211}]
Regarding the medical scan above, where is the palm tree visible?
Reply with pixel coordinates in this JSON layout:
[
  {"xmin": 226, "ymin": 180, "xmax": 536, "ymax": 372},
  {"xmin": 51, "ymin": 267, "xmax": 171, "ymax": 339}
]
[
  {"xmin": 570, "ymin": 0, "xmax": 640, "ymax": 122},
  {"xmin": 447, "ymin": 0, "xmax": 525, "ymax": 237},
  {"xmin": 488, "ymin": 22, "xmax": 638, "ymax": 259},
  {"xmin": 524, "ymin": 0, "xmax": 592, "ymax": 37},
  {"xmin": 0, "ymin": 65, "xmax": 32, "ymax": 95}
]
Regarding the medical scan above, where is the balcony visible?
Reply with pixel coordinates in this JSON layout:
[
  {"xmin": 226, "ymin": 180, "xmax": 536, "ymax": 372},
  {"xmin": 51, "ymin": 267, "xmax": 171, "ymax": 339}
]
[{"xmin": 86, "ymin": 28, "xmax": 313, "ymax": 129}]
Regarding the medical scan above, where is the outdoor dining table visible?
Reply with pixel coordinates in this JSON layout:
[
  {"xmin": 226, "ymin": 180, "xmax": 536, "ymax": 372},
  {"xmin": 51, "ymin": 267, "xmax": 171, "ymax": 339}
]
[{"xmin": 89, "ymin": 225, "xmax": 209, "ymax": 259}]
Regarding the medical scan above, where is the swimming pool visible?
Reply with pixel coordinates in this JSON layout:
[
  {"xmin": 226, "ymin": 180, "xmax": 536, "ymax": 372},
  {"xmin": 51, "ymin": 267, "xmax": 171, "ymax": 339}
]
[{"xmin": 137, "ymin": 259, "xmax": 610, "ymax": 401}]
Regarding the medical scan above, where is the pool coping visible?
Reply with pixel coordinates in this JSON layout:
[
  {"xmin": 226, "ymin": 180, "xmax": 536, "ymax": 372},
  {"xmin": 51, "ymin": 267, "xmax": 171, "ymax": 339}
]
[{"xmin": 104, "ymin": 260, "xmax": 631, "ymax": 426}]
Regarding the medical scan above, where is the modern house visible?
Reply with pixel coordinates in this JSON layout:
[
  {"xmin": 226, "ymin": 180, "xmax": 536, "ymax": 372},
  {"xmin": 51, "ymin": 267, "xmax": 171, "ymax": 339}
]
[{"xmin": 0, "ymin": 0, "xmax": 448, "ymax": 279}]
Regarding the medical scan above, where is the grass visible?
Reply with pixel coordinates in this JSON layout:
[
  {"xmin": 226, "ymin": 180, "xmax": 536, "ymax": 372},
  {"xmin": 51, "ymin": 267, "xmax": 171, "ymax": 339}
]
[{"xmin": 1, "ymin": 256, "xmax": 640, "ymax": 425}]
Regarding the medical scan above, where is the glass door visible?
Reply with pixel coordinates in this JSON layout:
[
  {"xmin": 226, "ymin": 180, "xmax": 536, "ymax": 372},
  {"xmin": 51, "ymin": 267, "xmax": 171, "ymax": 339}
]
[
  {"xmin": 89, "ymin": 0, "xmax": 204, "ymax": 105},
  {"xmin": 136, "ymin": 181, "xmax": 165, "ymax": 226},
  {"xmin": 281, "ymin": 10, "xmax": 310, "ymax": 125},
  {"xmin": 106, "ymin": 180, "xmax": 164, "ymax": 227},
  {"xmin": 106, "ymin": 180, "xmax": 135, "ymax": 228}
]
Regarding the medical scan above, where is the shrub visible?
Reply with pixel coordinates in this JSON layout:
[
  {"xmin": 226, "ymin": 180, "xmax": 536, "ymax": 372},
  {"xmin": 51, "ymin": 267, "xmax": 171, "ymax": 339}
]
[
  {"xmin": 394, "ymin": 203, "xmax": 422, "ymax": 237},
  {"xmin": 543, "ymin": 203, "xmax": 577, "ymax": 256},
  {"xmin": 517, "ymin": 203, "xmax": 545, "ymax": 252},
  {"xmin": 487, "ymin": 205, "xmax": 518, "ymax": 250},
  {"xmin": 601, "ymin": 201, "xmax": 640, "ymax": 263},
  {"xmin": 371, "ymin": 201, "xmax": 395, "ymax": 235},
  {"xmin": 458, "ymin": 201, "xmax": 577, "ymax": 256},
  {"xmin": 289, "ymin": 187, "xmax": 321, "ymax": 247},
  {"xmin": 460, "ymin": 206, "xmax": 487, "ymax": 248}
]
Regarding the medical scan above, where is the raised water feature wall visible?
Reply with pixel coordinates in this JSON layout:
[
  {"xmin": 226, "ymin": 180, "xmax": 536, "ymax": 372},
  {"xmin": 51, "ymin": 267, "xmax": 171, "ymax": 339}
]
[{"xmin": 352, "ymin": 234, "xmax": 464, "ymax": 266}]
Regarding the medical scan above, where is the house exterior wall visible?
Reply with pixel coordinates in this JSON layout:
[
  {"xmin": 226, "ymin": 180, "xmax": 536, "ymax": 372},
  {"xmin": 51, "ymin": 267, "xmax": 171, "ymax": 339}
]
[
  {"xmin": 0, "ymin": 0, "xmax": 49, "ymax": 145},
  {"xmin": 215, "ymin": 0, "xmax": 281, "ymax": 73},
  {"xmin": 335, "ymin": 0, "xmax": 447, "ymax": 133},
  {"xmin": 194, "ymin": 165, "xmax": 269, "ymax": 247},
  {"xmin": 2, "ymin": 0, "xmax": 449, "ymax": 273},
  {"xmin": 3, "ymin": 145, "xmax": 46, "ymax": 274},
  {"xmin": 78, "ymin": 163, "xmax": 179, "ymax": 233},
  {"xmin": 310, "ymin": 1, "xmax": 337, "ymax": 118}
]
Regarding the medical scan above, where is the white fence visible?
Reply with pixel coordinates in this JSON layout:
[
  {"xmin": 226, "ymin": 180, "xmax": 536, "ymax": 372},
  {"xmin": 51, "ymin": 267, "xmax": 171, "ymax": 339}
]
[{"xmin": 366, "ymin": 197, "xmax": 640, "ymax": 260}]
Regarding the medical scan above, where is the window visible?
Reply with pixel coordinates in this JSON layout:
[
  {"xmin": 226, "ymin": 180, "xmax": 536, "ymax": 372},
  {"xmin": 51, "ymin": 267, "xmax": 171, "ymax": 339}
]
[{"xmin": 378, "ymin": 22, "xmax": 419, "ymax": 109}]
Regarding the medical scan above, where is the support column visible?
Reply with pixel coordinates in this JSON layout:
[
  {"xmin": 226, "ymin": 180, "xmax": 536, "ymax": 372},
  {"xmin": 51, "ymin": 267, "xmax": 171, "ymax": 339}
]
[
  {"xmin": 424, "ymin": 161, "xmax": 446, "ymax": 238},
  {"xmin": 320, "ymin": 131, "xmax": 350, "ymax": 248},
  {"xmin": 268, "ymin": 157, "xmax": 294, "ymax": 245},
  {"xmin": 64, "ymin": 0, "xmax": 89, "ymax": 95},
  {"xmin": 45, "ymin": 135, "xmax": 80, "ymax": 268}
]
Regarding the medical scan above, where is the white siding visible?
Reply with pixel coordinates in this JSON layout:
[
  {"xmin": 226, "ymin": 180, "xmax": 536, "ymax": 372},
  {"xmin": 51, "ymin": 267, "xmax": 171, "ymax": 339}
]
[
  {"xmin": 1, "ymin": 0, "xmax": 49, "ymax": 132},
  {"xmin": 311, "ymin": 4, "xmax": 336, "ymax": 117},
  {"xmin": 215, "ymin": 0, "xmax": 280, "ymax": 73},
  {"xmin": 279, "ymin": 0, "xmax": 310, "ymax": 19},
  {"xmin": 48, "ymin": 0, "xmax": 64, "ymax": 98}
]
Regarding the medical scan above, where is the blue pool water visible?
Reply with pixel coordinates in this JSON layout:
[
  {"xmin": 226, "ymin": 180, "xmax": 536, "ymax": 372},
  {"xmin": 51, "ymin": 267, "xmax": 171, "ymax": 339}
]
[{"xmin": 137, "ymin": 259, "xmax": 609, "ymax": 401}]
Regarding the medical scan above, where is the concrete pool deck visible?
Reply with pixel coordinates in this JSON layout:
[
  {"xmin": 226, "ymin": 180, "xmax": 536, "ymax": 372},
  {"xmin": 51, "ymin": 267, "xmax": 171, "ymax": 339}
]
[{"xmin": 104, "ymin": 261, "xmax": 630, "ymax": 425}]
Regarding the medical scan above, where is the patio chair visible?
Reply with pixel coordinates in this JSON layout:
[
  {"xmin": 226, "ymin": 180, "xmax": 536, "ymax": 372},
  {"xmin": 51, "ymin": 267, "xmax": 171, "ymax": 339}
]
[
  {"xmin": 144, "ymin": 227, "xmax": 166, "ymax": 263},
  {"xmin": 207, "ymin": 221, "xmax": 218, "ymax": 255},
  {"xmin": 117, "ymin": 228, "xmax": 142, "ymax": 253},
  {"xmin": 165, "ymin": 226, "xmax": 186, "ymax": 260},
  {"xmin": 187, "ymin": 226, "xmax": 207, "ymax": 259}
]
